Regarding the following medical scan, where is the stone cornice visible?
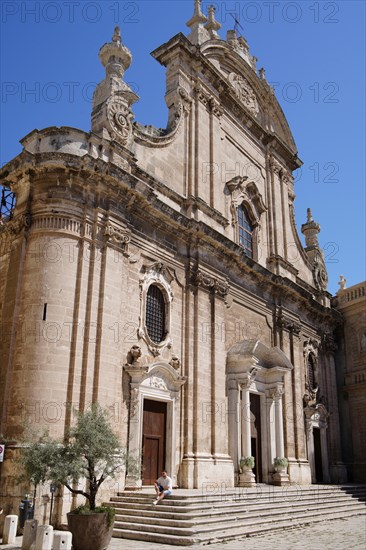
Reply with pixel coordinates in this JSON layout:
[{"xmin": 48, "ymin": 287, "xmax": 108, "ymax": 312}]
[{"xmin": 0, "ymin": 149, "xmax": 338, "ymax": 325}]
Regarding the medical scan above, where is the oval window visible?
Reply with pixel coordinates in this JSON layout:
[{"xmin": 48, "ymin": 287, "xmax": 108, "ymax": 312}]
[{"xmin": 146, "ymin": 284, "xmax": 166, "ymax": 344}]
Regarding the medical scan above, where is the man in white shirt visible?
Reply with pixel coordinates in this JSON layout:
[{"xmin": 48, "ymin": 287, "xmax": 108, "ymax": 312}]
[{"xmin": 153, "ymin": 470, "xmax": 172, "ymax": 505}]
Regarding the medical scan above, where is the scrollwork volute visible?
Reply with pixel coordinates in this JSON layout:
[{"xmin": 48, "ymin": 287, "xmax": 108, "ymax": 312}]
[
  {"xmin": 190, "ymin": 269, "xmax": 230, "ymax": 298},
  {"xmin": 104, "ymin": 222, "xmax": 130, "ymax": 254},
  {"xmin": 107, "ymin": 96, "xmax": 134, "ymax": 145},
  {"xmin": 313, "ymin": 251, "xmax": 328, "ymax": 291}
]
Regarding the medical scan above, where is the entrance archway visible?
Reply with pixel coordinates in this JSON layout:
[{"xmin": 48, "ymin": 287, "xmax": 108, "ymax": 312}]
[
  {"xmin": 124, "ymin": 361, "xmax": 186, "ymax": 488},
  {"xmin": 227, "ymin": 339, "xmax": 293, "ymax": 485},
  {"xmin": 304, "ymin": 403, "xmax": 330, "ymax": 483}
]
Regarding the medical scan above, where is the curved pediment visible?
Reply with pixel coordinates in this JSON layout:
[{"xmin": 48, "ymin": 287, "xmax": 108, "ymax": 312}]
[
  {"xmin": 227, "ymin": 339, "xmax": 293, "ymax": 371},
  {"xmin": 200, "ymin": 40, "xmax": 297, "ymax": 154}
]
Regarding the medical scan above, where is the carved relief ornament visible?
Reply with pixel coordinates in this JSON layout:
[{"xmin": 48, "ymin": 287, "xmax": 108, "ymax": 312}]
[
  {"xmin": 191, "ymin": 269, "xmax": 230, "ymax": 298},
  {"xmin": 313, "ymin": 250, "xmax": 328, "ymax": 291},
  {"xmin": 0, "ymin": 213, "xmax": 31, "ymax": 236},
  {"xmin": 107, "ymin": 95, "xmax": 134, "ymax": 145},
  {"xmin": 228, "ymin": 72, "xmax": 259, "ymax": 116},
  {"xmin": 104, "ymin": 222, "xmax": 130, "ymax": 254}
]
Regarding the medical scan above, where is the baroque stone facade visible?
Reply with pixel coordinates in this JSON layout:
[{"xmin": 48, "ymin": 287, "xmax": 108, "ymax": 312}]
[{"xmin": 0, "ymin": 0, "xmax": 352, "ymax": 523}]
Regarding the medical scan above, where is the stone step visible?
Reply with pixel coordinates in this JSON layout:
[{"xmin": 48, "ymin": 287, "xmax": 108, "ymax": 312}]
[
  {"xmin": 110, "ymin": 493, "xmax": 366, "ymax": 517},
  {"xmin": 114, "ymin": 498, "xmax": 366, "ymax": 528},
  {"xmin": 198, "ymin": 507, "xmax": 366, "ymax": 543},
  {"xmin": 113, "ymin": 487, "xmax": 366, "ymax": 506},
  {"xmin": 114, "ymin": 501, "xmax": 366, "ymax": 532},
  {"xmin": 112, "ymin": 488, "xmax": 366, "ymax": 502},
  {"xmin": 113, "ymin": 507, "xmax": 366, "ymax": 546},
  {"xmin": 110, "ymin": 486, "xmax": 366, "ymax": 545}
]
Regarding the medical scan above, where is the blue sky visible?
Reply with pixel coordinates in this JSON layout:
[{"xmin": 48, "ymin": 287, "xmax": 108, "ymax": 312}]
[{"xmin": 1, "ymin": 0, "xmax": 365, "ymax": 294}]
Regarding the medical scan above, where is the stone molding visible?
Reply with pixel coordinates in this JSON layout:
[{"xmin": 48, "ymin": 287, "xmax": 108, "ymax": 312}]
[
  {"xmin": 138, "ymin": 262, "xmax": 175, "ymax": 356},
  {"xmin": 321, "ymin": 332, "xmax": 338, "ymax": 354},
  {"xmin": 276, "ymin": 310, "xmax": 301, "ymax": 336},
  {"xmin": 190, "ymin": 269, "xmax": 230, "ymax": 298}
]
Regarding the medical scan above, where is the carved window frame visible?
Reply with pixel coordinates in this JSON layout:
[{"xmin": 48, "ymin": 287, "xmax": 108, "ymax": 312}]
[
  {"xmin": 307, "ymin": 353, "xmax": 317, "ymax": 391},
  {"xmin": 237, "ymin": 202, "xmax": 255, "ymax": 259},
  {"xmin": 303, "ymin": 339, "xmax": 319, "ymax": 390},
  {"xmin": 227, "ymin": 177, "xmax": 266, "ymax": 263},
  {"xmin": 232, "ymin": 199, "xmax": 259, "ymax": 261},
  {"xmin": 138, "ymin": 263, "xmax": 173, "ymax": 356}
]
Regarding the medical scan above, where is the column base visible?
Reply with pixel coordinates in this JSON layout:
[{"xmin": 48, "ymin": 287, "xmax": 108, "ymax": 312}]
[
  {"xmin": 178, "ymin": 455, "xmax": 234, "ymax": 488},
  {"xmin": 288, "ymin": 459, "xmax": 312, "ymax": 484},
  {"xmin": 272, "ymin": 468, "xmax": 290, "ymax": 486},
  {"xmin": 124, "ymin": 475, "xmax": 141, "ymax": 490},
  {"xmin": 329, "ymin": 463, "xmax": 348, "ymax": 484},
  {"xmin": 238, "ymin": 470, "xmax": 256, "ymax": 487}
]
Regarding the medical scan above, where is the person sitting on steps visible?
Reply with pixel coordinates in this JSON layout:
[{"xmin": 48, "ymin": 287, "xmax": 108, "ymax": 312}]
[{"xmin": 153, "ymin": 470, "xmax": 172, "ymax": 505}]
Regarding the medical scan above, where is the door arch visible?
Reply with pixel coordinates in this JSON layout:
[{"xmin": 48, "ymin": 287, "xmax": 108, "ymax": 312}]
[{"xmin": 124, "ymin": 361, "xmax": 186, "ymax": 488}]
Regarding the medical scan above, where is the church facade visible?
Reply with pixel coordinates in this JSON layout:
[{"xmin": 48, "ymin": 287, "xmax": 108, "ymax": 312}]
[{"xmin": 0, "ymin": 1, "xmax": 350, "ymax": 508}]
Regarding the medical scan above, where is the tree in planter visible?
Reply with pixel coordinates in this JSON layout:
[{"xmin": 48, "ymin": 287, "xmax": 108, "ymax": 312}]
[
  {"xmin": 19, "ymin": 405, "xmax": 135, "ymax": 529},
  {"xmin": 51, "ymin": 404, "xmax": 124, "ymax": 512},
  {"xmin": 19, "ymin": 404, "xmax": 136, "ymax": 550}
]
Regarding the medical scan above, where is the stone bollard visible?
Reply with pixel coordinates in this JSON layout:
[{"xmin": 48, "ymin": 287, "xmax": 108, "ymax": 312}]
[
  {"xmin": 2, "ymin": 515, "xmax": 18, "ymax": 544},
  {"xmin": 21, "ymin": 519, "xmax": 39, "ymax": 550},
  {"xmin": 53, "ymin": 530, "xmax": 72, "ymax": 550},
  {"xmin": 35, "ymin": 524, "xmax": 53, "ymax": 550}
]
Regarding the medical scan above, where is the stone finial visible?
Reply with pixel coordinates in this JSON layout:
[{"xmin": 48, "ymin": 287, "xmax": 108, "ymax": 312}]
[
  {"xmin": 226, "ymin": 29, "xmax": 257, "ymax": 70},
  {"xmin": 112, "ymin": 25, "xmax": 121, "ymax": 45},
  {"xmin": 301, "ymin": 208, "xmax": 320, "ymax": 248},
  {"xmin": 338, "ymin": 275, "xmax": 347, "ymax": 291},
  {"xmin": 259, "ymin": 67, "xmax": 266, "ymax": 80},
  {"xmin": 91, "ymin": 28, "xmax": 139, "ymax": 145},
  {"xmin": 205, "ymin": 5, "xmax": 221, "ymax": 40},
  {"xmin": 186, "ymin": 0, "xmax": 210, "ymax": 45},
  {"xmin": 98, "ymin": 26, "xmax": 132, "ymax": 78}
]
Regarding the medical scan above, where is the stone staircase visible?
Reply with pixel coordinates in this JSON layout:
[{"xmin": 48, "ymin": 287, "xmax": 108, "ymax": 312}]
[{"xmin": 109, "ymin": 485, "xmax": 366, "ymax": 545}]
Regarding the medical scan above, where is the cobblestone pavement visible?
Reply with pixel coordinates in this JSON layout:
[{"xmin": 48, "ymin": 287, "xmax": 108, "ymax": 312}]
[{"xmin": 1, "ymin": 515, "xmax": 365, "ymax": 549}]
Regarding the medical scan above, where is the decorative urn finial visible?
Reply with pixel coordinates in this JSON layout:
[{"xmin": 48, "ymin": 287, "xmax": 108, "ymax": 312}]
[
  {"xmin": 186, "ymin": 0, "xmax": 210, "ymax": 45},
  {"xmin": 205, "ymin": 5, "xmax": 221, "ymax": 39},
  {"xmin": 91, "ymin": 27, "xmax": 139, "ymax": 147}
]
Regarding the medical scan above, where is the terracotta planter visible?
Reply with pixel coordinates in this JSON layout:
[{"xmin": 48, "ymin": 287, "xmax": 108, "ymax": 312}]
[{"xmin": 67, "ymin": 511, "xmax": 114, "ymax": 550}]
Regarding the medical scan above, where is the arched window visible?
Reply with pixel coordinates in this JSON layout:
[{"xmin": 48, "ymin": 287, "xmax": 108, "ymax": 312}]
[
  {"xmin": 237, "ymin": 204, "xmax": 254, "ymax": 258},
  {"xmin": 307, "ymin": 354, "xmax": 316, "ymax": 390},
  {"xmin": 146, "ymin": 284, "xmax": 166, "ymax": 344}
]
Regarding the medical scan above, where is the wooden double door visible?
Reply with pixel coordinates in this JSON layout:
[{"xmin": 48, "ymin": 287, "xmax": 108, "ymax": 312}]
[{"xmin": 142, "ymin": 399, "xmax": 167, "ymax": 485}]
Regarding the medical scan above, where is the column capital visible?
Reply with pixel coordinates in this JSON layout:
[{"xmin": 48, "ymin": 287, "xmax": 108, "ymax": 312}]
[{"xmin": 268, "ymin": 384, "xmax": 284, "ymax": 401}]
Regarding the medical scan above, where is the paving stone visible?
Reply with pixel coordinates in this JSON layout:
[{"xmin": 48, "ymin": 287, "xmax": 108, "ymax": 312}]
[{"xmin": 1, "ymin": 516, "xmax": 365, "ymax": 550}]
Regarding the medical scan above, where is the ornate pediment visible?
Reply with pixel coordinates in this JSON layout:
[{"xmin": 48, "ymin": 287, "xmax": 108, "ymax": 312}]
[{"xmin": 226, "ymin": 176, "xmax": 267, "ymax": 226}]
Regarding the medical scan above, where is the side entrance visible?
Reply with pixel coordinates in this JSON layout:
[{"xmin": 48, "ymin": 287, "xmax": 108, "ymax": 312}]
[{"xmin": 142, "ymin": 399, "xmax": 167, "ymax": 485}]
